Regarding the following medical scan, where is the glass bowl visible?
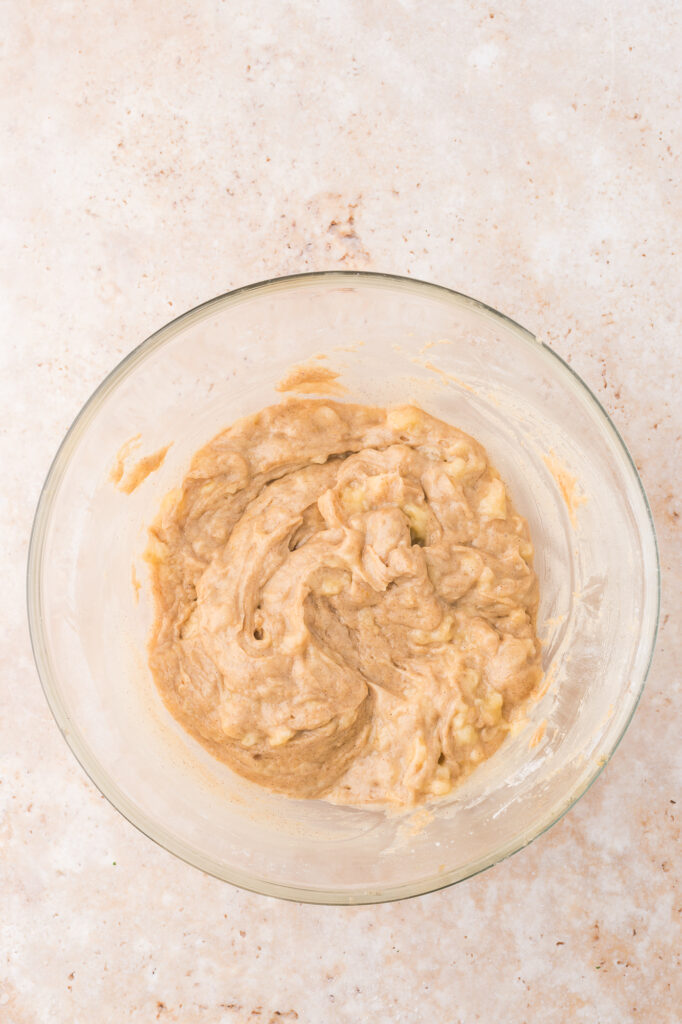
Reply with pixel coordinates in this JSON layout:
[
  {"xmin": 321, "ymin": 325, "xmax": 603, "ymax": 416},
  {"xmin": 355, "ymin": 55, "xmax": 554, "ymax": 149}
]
[{"xmin": 27, "ymin": 272, "xmax": 659, "ymax": 904}]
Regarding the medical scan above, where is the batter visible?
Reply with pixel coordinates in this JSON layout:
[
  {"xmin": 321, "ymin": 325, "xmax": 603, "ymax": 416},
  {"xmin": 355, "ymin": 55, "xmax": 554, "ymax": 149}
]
[{"xmin": 146, "ymin": 400, "xmax": 542, "ymax": 807}]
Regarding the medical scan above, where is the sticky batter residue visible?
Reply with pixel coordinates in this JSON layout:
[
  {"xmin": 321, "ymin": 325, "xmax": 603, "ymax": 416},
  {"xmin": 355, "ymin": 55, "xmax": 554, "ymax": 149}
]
[
  {"xmin": 410, "ymin": 357, "xmax": 475, "ymax": 393},
  {"xmin": 131, "ymin": 564, "xmax": 141, "ymax": 603},
  {"xmin": 276, "ymin": 363, "xmax": 347, "ymax": 396},
  {"xmin": 529, "ymin": 719, "xmax": 547, "ymax": 749},
  {"xmin": 403, "ymin": 806, "xmax": 435, "ymax": 837},
  {"xmin": 110, "ymin": 435, "xmax": 141, "ymax": 486},
  {"xmin": 543, "ymin": 451, "xmax": 587, "ymax": 529},
  {"xmin": 110, "ymin": 439, "xmax": 172, "ymax": 495}
]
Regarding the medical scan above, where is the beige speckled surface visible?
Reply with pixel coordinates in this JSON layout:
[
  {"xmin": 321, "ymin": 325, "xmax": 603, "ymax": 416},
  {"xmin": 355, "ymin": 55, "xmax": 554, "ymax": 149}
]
[{"xmin": 2, "ymin": 2, "xmax": 680, "ymax": 1021}]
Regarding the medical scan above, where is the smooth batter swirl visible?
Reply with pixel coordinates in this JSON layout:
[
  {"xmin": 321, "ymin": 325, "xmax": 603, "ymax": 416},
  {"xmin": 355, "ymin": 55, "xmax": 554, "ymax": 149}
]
[{"xmin": 146, "ymin": 400, "xmax": 542, "ymax": 807}]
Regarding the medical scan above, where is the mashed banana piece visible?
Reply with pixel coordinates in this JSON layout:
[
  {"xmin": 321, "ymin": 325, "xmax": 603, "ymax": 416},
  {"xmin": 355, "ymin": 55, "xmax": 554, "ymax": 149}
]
[{"xmin": 146, "ymin": 400, "xmax": 541, "ymax": 807}]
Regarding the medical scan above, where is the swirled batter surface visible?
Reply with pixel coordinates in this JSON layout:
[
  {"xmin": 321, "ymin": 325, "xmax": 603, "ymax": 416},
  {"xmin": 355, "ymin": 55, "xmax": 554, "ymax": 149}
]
[{"xmin": 146, "ymin": 400, "xmax": 542, "ymax": 807}]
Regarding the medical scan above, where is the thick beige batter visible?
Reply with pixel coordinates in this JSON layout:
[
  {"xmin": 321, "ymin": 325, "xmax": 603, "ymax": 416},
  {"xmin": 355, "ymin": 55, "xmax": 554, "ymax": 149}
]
[{"xmin": 146, "ymin": 400, "xmax": 542, "ymax": 807}]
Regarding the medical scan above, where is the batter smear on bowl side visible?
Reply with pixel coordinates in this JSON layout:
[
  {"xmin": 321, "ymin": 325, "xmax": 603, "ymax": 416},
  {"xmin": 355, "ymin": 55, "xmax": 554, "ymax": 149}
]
[{"xmin": 145, "ymin": 400, "xmax": 542, "ymax": 807}]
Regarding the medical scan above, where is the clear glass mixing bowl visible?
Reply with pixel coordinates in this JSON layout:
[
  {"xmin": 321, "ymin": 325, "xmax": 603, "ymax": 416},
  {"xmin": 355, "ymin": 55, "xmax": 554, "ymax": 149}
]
[{"xmin": 27, "ymin": 272, "xmax": 659, "ymax": 904}]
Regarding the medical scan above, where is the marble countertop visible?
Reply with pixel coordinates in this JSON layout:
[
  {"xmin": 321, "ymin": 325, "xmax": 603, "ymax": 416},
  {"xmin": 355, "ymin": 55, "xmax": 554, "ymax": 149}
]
[{"xmin": 2, "ymin": 2, "xmax": 680, "ymax": 1021}]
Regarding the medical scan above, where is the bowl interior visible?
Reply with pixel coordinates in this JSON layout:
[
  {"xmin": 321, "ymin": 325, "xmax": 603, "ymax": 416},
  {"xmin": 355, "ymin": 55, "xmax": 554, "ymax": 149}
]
[{"xmin": 29, "ymin": 273, "xmax": 659, "ymax": 903}]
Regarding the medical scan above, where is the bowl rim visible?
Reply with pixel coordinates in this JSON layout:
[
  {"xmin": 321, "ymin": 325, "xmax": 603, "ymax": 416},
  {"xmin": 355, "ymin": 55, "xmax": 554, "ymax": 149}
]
[{"xmin": 26, "ymin": 270, "xmax": 661, "ymax": 904}]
